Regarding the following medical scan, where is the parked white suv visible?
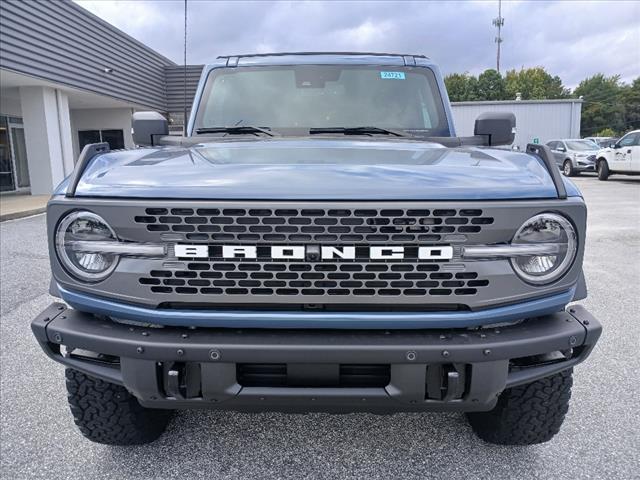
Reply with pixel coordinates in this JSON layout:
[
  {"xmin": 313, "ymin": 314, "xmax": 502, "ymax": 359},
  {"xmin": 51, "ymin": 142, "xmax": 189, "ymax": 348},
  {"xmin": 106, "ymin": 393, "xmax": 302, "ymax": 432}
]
[{"xmin": 595, "ymin": 130, "xmax": 640, "ymax": 180}]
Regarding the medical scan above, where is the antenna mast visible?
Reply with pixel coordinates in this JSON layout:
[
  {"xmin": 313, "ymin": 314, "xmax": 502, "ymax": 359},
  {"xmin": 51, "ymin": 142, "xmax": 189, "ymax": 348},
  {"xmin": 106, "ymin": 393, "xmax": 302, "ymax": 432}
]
[
  {"xmin": 183, "ymin": 0, "xmax": 187, "ymax": 136},
  {"xmin": 493, "ymin": 0, "xmax": 504, "ymax": 72}
]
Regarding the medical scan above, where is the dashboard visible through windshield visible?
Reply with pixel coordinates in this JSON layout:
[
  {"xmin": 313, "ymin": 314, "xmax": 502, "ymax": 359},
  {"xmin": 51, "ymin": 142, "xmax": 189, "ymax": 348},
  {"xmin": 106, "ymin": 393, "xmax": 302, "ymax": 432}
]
[{"xmin": 193, "ymin": 65, "xmax": 450, "ymax": 136}]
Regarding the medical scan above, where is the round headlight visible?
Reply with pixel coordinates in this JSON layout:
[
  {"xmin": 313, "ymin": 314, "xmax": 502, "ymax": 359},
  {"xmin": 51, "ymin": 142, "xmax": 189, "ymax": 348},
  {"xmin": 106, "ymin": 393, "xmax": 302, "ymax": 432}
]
[
  {"xmin": 55, "ymin": 211, "xmax": 118, "ymax": 281},
  {"xmin": 510, "ymin": 213, "xmax": 577, "ymax": 285}
]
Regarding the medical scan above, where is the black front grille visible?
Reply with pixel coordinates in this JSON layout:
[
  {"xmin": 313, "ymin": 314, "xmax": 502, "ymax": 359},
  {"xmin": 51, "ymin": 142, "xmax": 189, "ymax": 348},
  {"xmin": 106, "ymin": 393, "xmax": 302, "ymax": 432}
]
[
  {"xmin": 139, "ymin": 262, "xmax": 489, "ymax": 298},
  {"xmin": 237, "ymin": 364, "xmax": 391, "ymax": 388},
  {"xmin": 134, "ymin": 207, "xmax": 494, "ymax": 244}
]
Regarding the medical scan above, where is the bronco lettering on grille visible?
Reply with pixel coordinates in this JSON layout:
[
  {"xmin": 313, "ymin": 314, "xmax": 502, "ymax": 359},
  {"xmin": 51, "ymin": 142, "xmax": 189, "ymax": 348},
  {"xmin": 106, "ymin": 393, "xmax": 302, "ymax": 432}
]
[{"xmin": 174, "ymin": 244, "xmax": 454, "ymax": 261}]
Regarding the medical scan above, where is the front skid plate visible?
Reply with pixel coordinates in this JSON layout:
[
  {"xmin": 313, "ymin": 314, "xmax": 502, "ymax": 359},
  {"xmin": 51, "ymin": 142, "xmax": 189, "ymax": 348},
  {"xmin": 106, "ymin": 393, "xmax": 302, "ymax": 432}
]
[{"xmin": 31, "ymin": 303, "xmax": 601, "ymax": 412}]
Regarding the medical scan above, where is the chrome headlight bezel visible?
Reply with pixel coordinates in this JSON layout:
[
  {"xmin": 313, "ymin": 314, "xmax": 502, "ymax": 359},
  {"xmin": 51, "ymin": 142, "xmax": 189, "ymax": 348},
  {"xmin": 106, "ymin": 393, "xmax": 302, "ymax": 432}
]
[
  {"xmin": 510, "ymin": 213, "xmax": 577, "ymax": 285},
  {"xmin": 55, "ymin": 211, "xmax": 119, "ymax": 282}
]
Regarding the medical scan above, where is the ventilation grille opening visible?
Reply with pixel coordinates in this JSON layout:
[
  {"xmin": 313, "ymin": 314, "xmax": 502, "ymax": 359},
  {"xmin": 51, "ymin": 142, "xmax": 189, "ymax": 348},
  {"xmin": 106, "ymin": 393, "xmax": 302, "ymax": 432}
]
[{"xmin": 237, "ymin": 363, "xmax": 391, "ymax": 388}]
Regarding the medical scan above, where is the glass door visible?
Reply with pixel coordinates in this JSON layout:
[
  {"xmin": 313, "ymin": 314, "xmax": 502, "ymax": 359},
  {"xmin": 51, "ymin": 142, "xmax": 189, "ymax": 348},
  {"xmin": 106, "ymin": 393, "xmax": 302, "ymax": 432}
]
[
  {"xmin": 0, "ymin": 116, "xmax": 15, "ymax": 192},
  {"xmin": 0, "ymin": 116, "xmax": 30, "ymax": 192},
  {"xmin": 9, "ymin": 123, "xmax": 30, "ymax": 189}
]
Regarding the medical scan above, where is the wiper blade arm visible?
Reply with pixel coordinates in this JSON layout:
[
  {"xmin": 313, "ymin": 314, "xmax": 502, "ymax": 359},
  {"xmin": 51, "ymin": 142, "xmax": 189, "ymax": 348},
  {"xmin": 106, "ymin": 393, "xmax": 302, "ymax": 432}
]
[
  {"xmin": 309, "ymin": 126, "xmax": 409, "ymax": 137},
  {"xmin": 196, "ymin": 126, "xmax": 275, "ymax": 136}
]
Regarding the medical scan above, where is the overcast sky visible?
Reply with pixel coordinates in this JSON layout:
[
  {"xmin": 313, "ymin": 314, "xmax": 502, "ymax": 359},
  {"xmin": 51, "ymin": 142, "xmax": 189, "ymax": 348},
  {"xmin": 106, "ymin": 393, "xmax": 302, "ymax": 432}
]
[{"xmin": 76, "ymin": 0, "xmax": 639, "ymax": 89}]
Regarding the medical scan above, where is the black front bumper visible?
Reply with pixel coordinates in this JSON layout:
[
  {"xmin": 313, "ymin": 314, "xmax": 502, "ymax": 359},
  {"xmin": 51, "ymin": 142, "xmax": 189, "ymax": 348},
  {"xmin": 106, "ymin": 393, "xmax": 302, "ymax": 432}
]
[{"xmin": 31, "ymin": 303, "xmax": 601, "ymax": 413}]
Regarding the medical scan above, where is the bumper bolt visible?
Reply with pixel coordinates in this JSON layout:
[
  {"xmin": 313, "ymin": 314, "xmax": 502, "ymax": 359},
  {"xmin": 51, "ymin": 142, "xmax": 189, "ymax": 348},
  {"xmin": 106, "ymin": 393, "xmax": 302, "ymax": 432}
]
[
  {"xmin": 209, "ymin": 349, "xmax": 221, "ymax": 361},
  {"xmin": 441, "ymin": 350, "xmax": 450, "ymax": 358},
  {"xmin": 583, "ymin": 319, "xmax": 590, "ymax": 325},
  {"xmin": 57, "ymin": 306, "xmax": 64, "ymax": 310},
  {"xmin": 53, "ymin": 333, "xmax": 62, "ymax": 343},
  {"xmin": 406, "ymin": 351, "xmax": 416, "ymax": 361},
  {"xmin": 136, "ymin": 346, "xmax": 144, "ymax": 354},
  {"xmin": 181, "ymin": 333, "xmax": 189, "ymax": 339},
  {"xmin": 569, "ymin": 336, "xmax": 577, "ymax": 346},
  {"xmin": 483, "ymin": 349, "xmax": 491, "ymax": 356},
  {"xmin": 176, "ymin": 349, "xmax": 185, "ymax": 356}
]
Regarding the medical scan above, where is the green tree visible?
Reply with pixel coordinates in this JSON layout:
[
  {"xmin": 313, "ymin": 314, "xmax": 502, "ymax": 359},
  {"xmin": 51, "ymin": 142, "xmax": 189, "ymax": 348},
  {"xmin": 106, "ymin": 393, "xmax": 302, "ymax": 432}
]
[
  {"xmin": 573, "ymin": 74, "xmax": 625, "ymax": 136},
  {"xmin": 504, "ymin": 67, "xmax": 569, "ymax": 100},
  {"xmin": 444, "ymin": 73, "xmax": 479, "ymax": 102},
  {"xmin": 621, "ymin": 77, "xmax": 640, "ymax": 132},
  {"xmin": 595, "ymin": 127, "xmax": 616, "ymax": 137},
  {"xmin": 477, "ymin": 69, "xmax": 506, "ymax": 100}
]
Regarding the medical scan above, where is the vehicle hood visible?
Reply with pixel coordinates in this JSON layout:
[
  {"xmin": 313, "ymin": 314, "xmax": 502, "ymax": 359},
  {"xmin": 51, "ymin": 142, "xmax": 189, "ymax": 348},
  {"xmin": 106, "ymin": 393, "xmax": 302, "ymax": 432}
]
[
  {"xmin": 67, "ymin": 139, "xmax": 577, "ymax": 200},
  {"xmin": 571, "ymin": 149, "xmax": 599, "ymax": 155}
]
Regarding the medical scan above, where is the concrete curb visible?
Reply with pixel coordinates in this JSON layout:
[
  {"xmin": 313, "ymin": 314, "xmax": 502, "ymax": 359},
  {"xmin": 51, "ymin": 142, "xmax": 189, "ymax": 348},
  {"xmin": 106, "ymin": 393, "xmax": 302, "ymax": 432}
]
[{"xmin": 0, "ymin": 207, "xmax": 47, "ymax": 222}]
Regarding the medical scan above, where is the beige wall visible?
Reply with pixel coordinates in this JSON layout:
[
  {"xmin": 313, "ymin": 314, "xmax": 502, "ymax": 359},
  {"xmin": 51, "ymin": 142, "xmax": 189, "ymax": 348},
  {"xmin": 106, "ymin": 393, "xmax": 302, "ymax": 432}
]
[{"xmin": 70, "ymin": 108, "xmax": 134, "ymax": 159}]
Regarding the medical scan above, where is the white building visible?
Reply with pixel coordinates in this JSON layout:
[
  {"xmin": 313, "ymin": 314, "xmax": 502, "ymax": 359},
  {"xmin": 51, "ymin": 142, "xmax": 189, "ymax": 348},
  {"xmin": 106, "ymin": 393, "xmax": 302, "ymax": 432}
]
[{"xmin": 0, "ymin": 0, "xmax": 198, "ymax": 196}]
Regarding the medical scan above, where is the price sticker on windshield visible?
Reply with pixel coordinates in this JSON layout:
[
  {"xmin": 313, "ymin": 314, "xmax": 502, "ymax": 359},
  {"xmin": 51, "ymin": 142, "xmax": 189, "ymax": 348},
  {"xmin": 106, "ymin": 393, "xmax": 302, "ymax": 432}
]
[{"xmin": 380, "ymin": 71, "xmax": 405, "ymax": 80}]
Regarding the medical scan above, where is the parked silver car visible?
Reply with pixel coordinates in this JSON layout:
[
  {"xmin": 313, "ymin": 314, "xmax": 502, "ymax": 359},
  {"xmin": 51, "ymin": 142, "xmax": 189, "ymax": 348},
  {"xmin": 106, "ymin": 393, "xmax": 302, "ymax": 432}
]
[{"xmin": 546, "ymin": 139, "xmax": 599, "ymax": 176}]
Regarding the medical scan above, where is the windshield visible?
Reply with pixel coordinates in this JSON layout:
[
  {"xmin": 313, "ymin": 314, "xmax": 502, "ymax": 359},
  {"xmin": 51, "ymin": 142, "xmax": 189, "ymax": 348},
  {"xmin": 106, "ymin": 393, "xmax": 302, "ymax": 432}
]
[
  {"xmin": 193, "ymin": 65, "xmax": 450, "ymax": 136},
  {"xmin": 566, "ymin": 140, "xmax": 598, "ymax": 151}
]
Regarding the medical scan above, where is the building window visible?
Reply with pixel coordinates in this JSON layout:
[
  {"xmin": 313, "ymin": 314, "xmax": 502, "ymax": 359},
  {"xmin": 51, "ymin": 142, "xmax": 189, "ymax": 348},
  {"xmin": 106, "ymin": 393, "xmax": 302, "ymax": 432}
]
[{"xmin": 78, "ymin": 129, "xmax": 125, "ymax": 151}]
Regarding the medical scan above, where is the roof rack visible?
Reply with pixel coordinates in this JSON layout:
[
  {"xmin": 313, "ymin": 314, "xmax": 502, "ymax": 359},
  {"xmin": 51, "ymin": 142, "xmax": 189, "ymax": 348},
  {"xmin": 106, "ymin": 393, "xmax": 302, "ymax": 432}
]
[{"xmin": 216, "ymin": 52, "xmax": 429, "ymax": 60}]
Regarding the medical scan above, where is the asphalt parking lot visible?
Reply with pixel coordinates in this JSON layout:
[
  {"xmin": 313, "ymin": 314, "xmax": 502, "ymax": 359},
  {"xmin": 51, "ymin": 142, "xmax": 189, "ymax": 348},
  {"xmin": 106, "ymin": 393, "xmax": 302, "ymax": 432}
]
[{"xmin": 1, "ymin": 175, "xmax": 638, "ymax": 480}]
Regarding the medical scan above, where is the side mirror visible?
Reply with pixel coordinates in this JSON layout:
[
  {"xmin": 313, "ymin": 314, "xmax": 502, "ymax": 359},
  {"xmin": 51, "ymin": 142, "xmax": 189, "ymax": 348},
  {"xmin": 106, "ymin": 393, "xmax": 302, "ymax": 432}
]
[
  {"xmin": 474, "ymin": 112, "xmax": 516, "ymax": 146},
  {"xmin": 132, "ymin": 111, "xmax": 168, "ymax": 146},
  {"xmin": 610, "ymin": 143, "xmax": 618, "ymax": 149},
  {"xmin": 557, "ymin": 146, "xmax": 566, "ymax": 152}
]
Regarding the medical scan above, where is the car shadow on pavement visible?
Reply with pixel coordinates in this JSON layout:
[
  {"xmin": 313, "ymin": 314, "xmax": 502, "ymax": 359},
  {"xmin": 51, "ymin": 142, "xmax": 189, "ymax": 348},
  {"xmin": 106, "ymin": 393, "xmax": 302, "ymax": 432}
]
[
  {"xmin": 605, "ymin": 177, "xmax": 640, "ymax": 185},
  {"xmin": 102, "ymin": 409, "xmax": 543, "ymax": 479}
]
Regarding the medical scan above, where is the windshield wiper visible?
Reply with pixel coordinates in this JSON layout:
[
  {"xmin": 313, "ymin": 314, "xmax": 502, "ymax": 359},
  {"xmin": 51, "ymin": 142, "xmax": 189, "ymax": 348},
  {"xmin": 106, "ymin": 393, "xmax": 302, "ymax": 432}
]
[
  {"xmin": 196, "ymin": 126, "xmax": 275, "ymax": 136},
  {"xmin": 309, "ymin": 126, "xmax": 410, "ymax": 137}
]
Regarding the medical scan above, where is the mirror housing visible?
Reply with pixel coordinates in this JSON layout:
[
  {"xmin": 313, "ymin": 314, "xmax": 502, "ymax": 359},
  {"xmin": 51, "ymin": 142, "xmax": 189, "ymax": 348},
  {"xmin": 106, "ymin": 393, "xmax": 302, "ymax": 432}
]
[
  {"xmin": 132, "ymin": 111, "xmax": 168, "ymax": 146},
  {"xmin": 558, "ymin": 146, "xmax": 566, "ymax": 152},
  {"xmin": 474, "ymin": 112, "xmax": 516, "ymax": 146}
]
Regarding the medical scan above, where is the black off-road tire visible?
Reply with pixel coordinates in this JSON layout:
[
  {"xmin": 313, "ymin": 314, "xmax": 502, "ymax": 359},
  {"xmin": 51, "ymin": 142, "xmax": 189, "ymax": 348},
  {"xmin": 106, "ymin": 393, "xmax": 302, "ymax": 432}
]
[
  {"xmin": 466, "ymin": 369, "xmax": 573, "ymax": 445},
  {"xmin": 562, "ymin": 159, "xmax": 576, "ymax": 177},
  {"xmin": 597, "ymin": 159, "xmax": 610, "ymax": 180},
  {"xmin": 65, "ymin": 368, "xmax": 172, "ymax": 445}
]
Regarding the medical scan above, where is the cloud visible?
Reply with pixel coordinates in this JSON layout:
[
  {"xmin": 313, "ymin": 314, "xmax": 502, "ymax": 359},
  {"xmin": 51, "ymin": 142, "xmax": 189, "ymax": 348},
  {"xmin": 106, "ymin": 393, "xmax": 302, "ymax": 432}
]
[{"xmin": 75, "ymin": 0, "xmax": 639, "ymax": 88}]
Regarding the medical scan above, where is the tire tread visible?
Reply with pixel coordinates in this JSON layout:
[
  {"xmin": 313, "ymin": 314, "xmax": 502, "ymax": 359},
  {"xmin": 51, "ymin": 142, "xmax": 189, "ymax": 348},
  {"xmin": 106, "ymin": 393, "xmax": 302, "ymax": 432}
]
[
  {"xmin": 466, "ymin": 369, "xmax": 573, "ymax": 445},
  {"xmin": 65, "ymin": 368, "xmax": 171, "ymax": 445}
]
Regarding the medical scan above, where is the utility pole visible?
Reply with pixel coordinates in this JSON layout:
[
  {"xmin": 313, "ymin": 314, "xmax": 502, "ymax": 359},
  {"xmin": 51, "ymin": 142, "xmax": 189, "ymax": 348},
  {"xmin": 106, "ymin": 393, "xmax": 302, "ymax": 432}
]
[
  {"xmin": 183, "ymin": 0, "xmax": 188, "ymax": 136},
  {"xmin": 493, "ymin": 0, "xmax": 504, "ymax": 72}
]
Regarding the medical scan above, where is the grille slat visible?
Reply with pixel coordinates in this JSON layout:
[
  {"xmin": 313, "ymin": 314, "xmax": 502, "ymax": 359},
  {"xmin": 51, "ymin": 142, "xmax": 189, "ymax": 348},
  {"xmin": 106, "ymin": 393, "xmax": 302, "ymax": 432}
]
[
  {"xmin": 139, "ymin": 261, "xmax": 489, "ymax": 298},
  {"xmin": 136, "ymin": 208, "xmax": 493, "ymax": 244}
]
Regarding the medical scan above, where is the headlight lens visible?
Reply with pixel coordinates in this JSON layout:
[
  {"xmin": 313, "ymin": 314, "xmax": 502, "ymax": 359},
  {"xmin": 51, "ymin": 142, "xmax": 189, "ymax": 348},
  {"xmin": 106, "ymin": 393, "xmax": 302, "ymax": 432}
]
[
  {"xmin": 55, "ymin": 211, "xmax": 118, "ymax": 281},
  {"xmin": 510, "ymin": 213, "xmax": 577, "ymax": 285}
]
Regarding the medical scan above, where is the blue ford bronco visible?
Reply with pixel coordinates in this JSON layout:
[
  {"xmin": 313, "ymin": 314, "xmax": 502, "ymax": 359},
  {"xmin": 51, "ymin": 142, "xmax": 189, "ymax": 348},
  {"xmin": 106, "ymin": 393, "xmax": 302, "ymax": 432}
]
[{"xmin": 32, "ymin": 52, "xmax": 601, "ymax": 446}]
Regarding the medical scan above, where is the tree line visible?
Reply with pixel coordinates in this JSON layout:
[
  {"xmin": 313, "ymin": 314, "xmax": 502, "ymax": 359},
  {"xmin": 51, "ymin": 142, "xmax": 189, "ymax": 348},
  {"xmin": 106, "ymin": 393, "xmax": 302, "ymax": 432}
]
[{"xmin": 444, "ymin": 68, "xmax": 640, "ymax": 137}]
